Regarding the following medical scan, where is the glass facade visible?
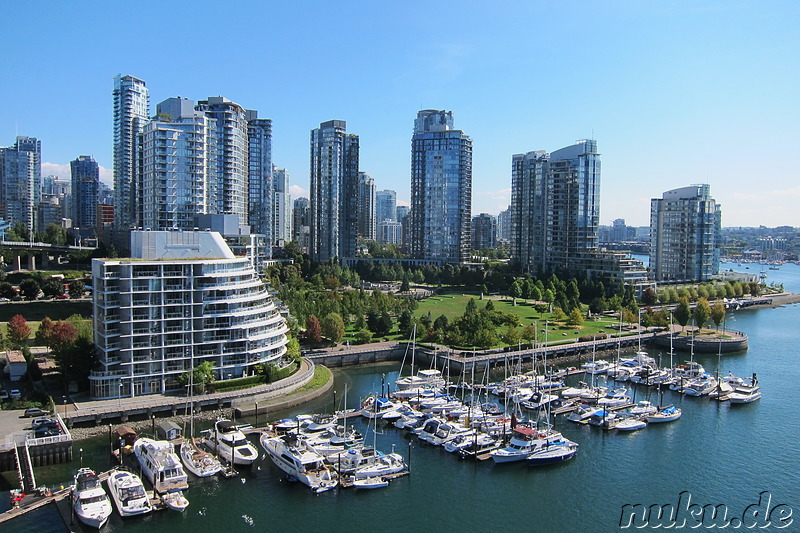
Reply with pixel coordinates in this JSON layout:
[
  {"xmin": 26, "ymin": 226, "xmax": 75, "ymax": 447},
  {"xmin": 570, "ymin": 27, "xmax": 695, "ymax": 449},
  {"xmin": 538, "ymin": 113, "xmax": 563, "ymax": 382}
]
[
  {"xmin": 410, "ymin": 110, "xmax": 472, "ymax": 264},
  {"xmin": 650, "ymin": 185, "xmax": 721, "ymax": 281},
  {"xmin": 71, "ymin": 155, "xmax": 100, "ymax": 231},
  {"xmin": 113, "ymin": 75, "xmax": 149, "ymax": 230},
  {"xmin": 309, "ymin": 121, "xmax": 359, "ymax": 262}
]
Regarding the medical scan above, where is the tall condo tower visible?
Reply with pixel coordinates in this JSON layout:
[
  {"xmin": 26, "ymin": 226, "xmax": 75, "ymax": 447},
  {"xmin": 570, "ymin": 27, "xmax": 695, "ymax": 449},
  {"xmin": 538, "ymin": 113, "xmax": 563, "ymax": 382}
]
[
  {"xmin": 650, "ymin": 184, "xmax": 721, "ymax": 281},
  {"xmin": 70, "ymin": 155, "xmax": 100, "ymax": 232},
  {"xmin": 247, "ymin": 111, "xmax": 272, "ymax": 241},
  {"xmin": 0, "ymin": 136, "xmax": 41, "ymax": 234},
  {"xmin": 309, "ymin": 120, "xmax": 359, "ymax": 263},
  {"xmin": 357, "ymin": 172, "xmax": 376, "ymax": 241},
  {"xmin": 511, "ymin": 140, "xmax": 600, "ymax": 273},
  {"xmin": 376, "ymin": 189, "xmax": 397, "ymax": 223},
  {"xmin": 196, "ymin": 97, "xmax": 249, "ymax": 226},
  {"xmin": 272, "ymin": 166, "xmax": 292, "ymax": 243},
  {"xmin": 141, "ymin": 98, "xmax": 216, "ymax": 230},
  {"xmin": 410, "ymin": 109, "xmax": 472, "ymax": 263},
  {"xmin": 113, "ymin": 74, "xmax": 149, "ymax": 233}
]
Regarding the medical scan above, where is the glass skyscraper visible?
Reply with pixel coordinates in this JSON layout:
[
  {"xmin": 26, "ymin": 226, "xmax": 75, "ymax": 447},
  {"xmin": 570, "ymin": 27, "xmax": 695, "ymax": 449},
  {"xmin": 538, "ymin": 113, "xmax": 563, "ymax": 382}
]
[
  {"xmin": 410, "ymin": 109, "xmax": 472, "ymax": 263},
  {"xmin": 113, "ymin": 74, "xmax": 149, "ymax": 233},
  {"xmin": 650, "ymin": 184, "xmax": 721, "ymax": 281},
  {"xmin": 247, "ymin": 112, "xmax": 273, "ymax": 241},
  {"xmin": 309, "ymin": 120, "xmax": 359, "ymax": 263},
  {"xmin": 376, "ymin": 189, "xmax": 397, "ymax": 223},
  {"xmin": 0, "ymin": 136, "xmax": 40, "ymax": 234},
  {"xmin": 70, "ymin": 155, "xmax": 100, "ymax": 233},
  {"xmin": 357, "ymin": 172, "xmax": 376, "ymax": 241}
]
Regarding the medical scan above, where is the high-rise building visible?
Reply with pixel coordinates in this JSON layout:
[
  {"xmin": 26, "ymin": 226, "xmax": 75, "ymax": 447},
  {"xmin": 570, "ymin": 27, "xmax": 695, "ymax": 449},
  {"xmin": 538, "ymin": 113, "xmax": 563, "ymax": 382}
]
[
  {"xmin": 497, "ymin": 206, "xmax": 511, "ymax": 243},
  {"xmin": 272, "ymin": 166, "xmax": 292, "ymax": 244},
  {"xmin": 377, "ymin": 220, "xmax": 402, "ymax": 245},
  {"xmin": 357, "ymin": 172, "xmax": 376, "ymax": 241},
  {"xmin": 650, "ymin": 184, "xmax": 721, "ymax": 281},
  {"xmin": 91, "ymin": 230, "xmax": 289, "ymax": 399},
  {"xmin": 196, "ymin": 97, "xmax": 249, "ymax": 226},
  {"xmin": 309, "ymin": 120, "xmax": 359, "ymax": 262},
  {"xmin": 376, "ymin": 189, "xmax": 397, "ymax": 223},
  {"xmin": 0, "ymin": 136, "xmax": 41, "ymax": 233},
  {"xmin": 113, "ymin": 74, "xmax": 149, "ymax": 233},
  {"xmin": 511, "ymin": 140, "xmax": 600, "ymax": 273},
  {"xmin": 410, "ymin": 109, "xmax": 472, "ymax": 263},
  {"xmin": 472, "ymin": 213, "xmax": 496, "ymax": 251},
  {"xmin": 141, "ymin": 98, "xmax": 217, "ymax": 230},
  {"xmin": 70, "ymin": 155, "xmax": 100, "ymax": 234},
  {"xmin": 292, "ymin": 196, "xmax": 310, "ymax": 253},
  {"xmin": 247, "ymin": 112, "xmax": 272, "ymax": 241}
]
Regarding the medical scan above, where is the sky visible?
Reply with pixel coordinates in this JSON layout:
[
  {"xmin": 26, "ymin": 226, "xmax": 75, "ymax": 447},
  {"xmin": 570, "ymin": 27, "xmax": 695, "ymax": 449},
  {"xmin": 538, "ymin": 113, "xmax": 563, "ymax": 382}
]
[{"xmin": 2, "ymin": 1, "xmax": 798, "ymax": 228}]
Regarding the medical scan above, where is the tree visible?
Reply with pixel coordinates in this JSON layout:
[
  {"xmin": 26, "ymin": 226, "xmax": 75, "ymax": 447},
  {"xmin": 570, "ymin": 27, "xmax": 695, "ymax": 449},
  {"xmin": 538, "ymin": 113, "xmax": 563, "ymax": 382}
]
[
  {"xmin": 552, "ymin": 307, "xmax": 567, "ymax": 321},
  {"xmin": 68, "ymin": 280, "xmax": 85, "ymax": 299},
  {"xmin": 641, "ymin": 287, "xmax": 658, "ymax": 306},
  {"xmin": 354, "ymin": 328, "xmax": 373, "ymax": 344},
  {"xmin": 321, "ymin": 312, "xmax": 345, "ymax": 344},
  {"xmin": 49, "ymin": 321, "xmax": 78, "ymax": 352},
  {"xmin": 376, "ymin": 312, "xmax": 393, "ymax": 337},
  {"xmin": 509, "ymin": 279, "xmax": 522, "ymax": 305},
  {"xmin": 693, "ymin": 297, "xmax": 711, "ymax": 330},
  {"xmin": 42, "ymin": 278, "xmax": 65, "ymax": 298},
  {"xmin": 41, "ymin": 223, "xmax": 67, "ymax": 245},
  {"xmin": 285, "ymin": 336, "xmax": 301, "ymax": 361},
  {"xmin": 7, "ymin": 314, "xmax": 31, "ymax": 346},
  {"xmin": 568, "ymin": 308, "xmax": 585, "ymax": 326},
  {"xmin": 673, "ymin": 297, "xmax": 692, "ymax": 332},
  {"xmin": 19, "ymin": 278, "xmax": 41, "ymax": 300},
  {"xmin": 711, "ymin": 302, "xmax": 726, "ymax": 332},
  {"xmin": 35, "ymin": 317, "xmax": 55, "ymax": 348},
  {"xmin": 433, "ymin": 314, "xmax": 449, "ymax": 331},
  {"xmin": 400, "ymin": 273, "xmax": 410, "ymax": 293},
  {"xmin": 304, "ymin": 315, "xmax": 322, "ymax": 346},
  {"xmin": 0, "ymin": 282, "xmax": 17, "ymax": 300},
  {"xmin": 503, "ymin": 325, "xmax": 522, "ymax": 346},
  {"xmin": 52, "ymin": 335, "xmax": 94, "ymax": 389},
  {"xmin": 522, "ymin": 324, "xmax": 537, "ymax": 345},
  {"xmin": 177, "ymin": 361, "xmax": 215, "ymax": 394}
]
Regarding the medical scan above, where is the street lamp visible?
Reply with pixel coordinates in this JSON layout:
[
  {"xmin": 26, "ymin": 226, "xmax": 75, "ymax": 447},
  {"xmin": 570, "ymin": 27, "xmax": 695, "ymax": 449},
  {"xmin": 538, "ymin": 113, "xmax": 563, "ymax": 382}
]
[{"xmin": 118, "ymin": 382, "xmax": 123, "ymax": 410}]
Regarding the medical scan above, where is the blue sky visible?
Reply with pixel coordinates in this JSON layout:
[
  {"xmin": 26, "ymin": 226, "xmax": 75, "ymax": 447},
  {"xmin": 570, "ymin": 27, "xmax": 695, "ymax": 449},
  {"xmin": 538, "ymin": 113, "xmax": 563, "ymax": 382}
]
[{"xmin": 2, "ymin": 1, "xmax": 798, "ymax": 227}]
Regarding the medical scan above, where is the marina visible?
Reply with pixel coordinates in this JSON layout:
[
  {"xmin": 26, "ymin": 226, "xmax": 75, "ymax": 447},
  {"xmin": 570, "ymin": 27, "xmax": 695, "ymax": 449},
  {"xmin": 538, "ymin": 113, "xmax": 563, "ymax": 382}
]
[{"xmin": 1, "ymin": 262, "xmax": 799, "ymax": 532}]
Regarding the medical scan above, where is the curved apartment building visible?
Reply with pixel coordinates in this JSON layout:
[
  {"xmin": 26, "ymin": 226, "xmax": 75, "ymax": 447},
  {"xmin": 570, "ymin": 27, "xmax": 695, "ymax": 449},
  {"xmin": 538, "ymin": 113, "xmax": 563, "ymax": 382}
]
[{"xmin": 90, "ymin": 230, "xmax": 288, "ymax": 399}]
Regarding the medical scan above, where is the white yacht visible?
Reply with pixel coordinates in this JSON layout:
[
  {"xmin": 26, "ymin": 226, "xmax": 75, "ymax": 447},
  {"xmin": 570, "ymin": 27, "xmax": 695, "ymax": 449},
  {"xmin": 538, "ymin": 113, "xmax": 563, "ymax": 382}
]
[
  {"xmin": 647, "ymin": 404, "xmax": 682, "ymax": 423},
  {"xmin": 72, "ymin": 467, "xmax": 112, "ymax": 529},
  {"xmin": 630, "ymin": 400, "xmax": 658, "ymax": 416},
  {"xmin": 180, "ymin": 438, "xmax": 223, "ymax": 477},
  {"xmin": 202, "ymin": 419, "xmax": 259, "ymax": 465},
  {"xmin": 360, "ymin": 396, "xmax": 399, "ymax": 419},
  {"xmin": 683, "ymin": 375, "xmax": 718, "ymax": 397},
  {"xmin": 728, "ymin": 377, "xmax": 762, "ymax": 404},
  {"xmin": 133, "ymin": 438, "xmax": 189, "ymax": 500},
  {"xmin": 596, "ymin": 388, "xmax": 631, "ymax": 407},
  {"xmin": 395, "ymin": 368, "xmax": 447, "ymax": 391},
  {"xmin": 581, "ymin": 360, "xmax": 611, "ymax": 375},
  {"xmin": 490, "ymin": 426, "xmax": 567, "ymax": 463},
  {"xmin": 260, "ymin": 433, "xmax": 338, "ymax": 492},
  {"xmin": 353, "ymin": 453, "xmax": 406, "ymax": 480},
  {"xmin": 106, "ymin": 468, "xmax": 152, "ymax": 517}
]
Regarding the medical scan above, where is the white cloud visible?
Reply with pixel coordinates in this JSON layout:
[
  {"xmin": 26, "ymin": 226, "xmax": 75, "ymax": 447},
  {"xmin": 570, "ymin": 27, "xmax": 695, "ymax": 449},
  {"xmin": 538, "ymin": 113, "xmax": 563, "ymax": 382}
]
[
  {"xmin": 289, "ymin": 184, "xmax": 309, "ymax": 199},
  {"xmin": 42, "ymin": 161, "xmax": 114, "ymax": 187}
]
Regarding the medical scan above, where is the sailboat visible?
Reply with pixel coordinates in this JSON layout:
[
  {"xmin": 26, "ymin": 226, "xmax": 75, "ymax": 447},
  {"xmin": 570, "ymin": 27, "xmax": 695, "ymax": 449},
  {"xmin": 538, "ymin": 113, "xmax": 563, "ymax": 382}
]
[{"xmin": 180, "ymin": 367, "xmax": 223, "ymax": 477}]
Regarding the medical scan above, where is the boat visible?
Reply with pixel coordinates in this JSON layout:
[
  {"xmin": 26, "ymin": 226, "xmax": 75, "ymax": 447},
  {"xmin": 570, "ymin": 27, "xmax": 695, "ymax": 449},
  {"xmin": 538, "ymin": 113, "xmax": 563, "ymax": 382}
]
[
  {"xmin": 683, "ymin": 375, "xmax": 718, "ymax": 397},
  {"xmin": 161, "ymin": 491, "xmax": 189, "ymax": 512},
  {"xmin": 561, "ymin": 381, "xmax": 594, "ymax": 399},
  {"xmin": 526, "ymin": 441, "xmax": 579, "ymax": 466},
  {"xmin": 728, "ymin": 376, "xmax": 762, "ymax": 404},
  {"xmin": 581, "ymin": 360, "xmax": 610, "ymax": 375},
  {"xmin": 647, "ymin": 404, "xmax": 682, "ymax": 423},
  {"xmin": 630, "ymin": 400, "xmax": 658, "ymax": 416},
  {"xmin": 133, "ymin": 437, "xmax": 189, "ymax": 499},
  {"xmin": 615, "ymin": 415, "xmax": 648, "ymax": 431},
  {"xmin": 490, "ymin": 425, "xmax": 566, "ymax": 463},
  {"xmin": 566, "ymin": 403, "xmax": 603, "ymax": 422},
  {"xmin": 72, "ymin": 467, "xmax": 112, "ymax": 529},
  {"xmin": 106, "ymin": 468, "xmax": 153, "ymax": 517},
  {"xmin": 360, "ymin": 396, "xmax": 399, "ymax": 419},
  {"xmin": 180, "ymin": 437, "xmax": 223, "ymax": 477},
  {"xmin": 353, "ymin": 453, "xmax": 406, "ymax": 479},
  {"xmin": 260, "ymin": 433, "xmax": 338, "ymax": 492},
  {"xmin": 596, "ymin": 388, "xmax": 631, "ymax": 407},
  {"xmin": 444, "ymin": 432, "xmax": 497, "ymax": 453},
  {"xmin": 201, "ymin": 419, "xmax": 259, "ymax": 465},
  {"xmin": 352, "ymin": 477, "xmax": 389, "ymax": 489}
]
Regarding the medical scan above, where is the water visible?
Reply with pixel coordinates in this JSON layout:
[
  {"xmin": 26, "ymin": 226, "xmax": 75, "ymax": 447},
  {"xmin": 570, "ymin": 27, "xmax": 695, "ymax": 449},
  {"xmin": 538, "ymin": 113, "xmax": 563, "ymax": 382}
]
[{"xmin": 3, "ymin": 262, "xmax": 799, "ymax": 532}]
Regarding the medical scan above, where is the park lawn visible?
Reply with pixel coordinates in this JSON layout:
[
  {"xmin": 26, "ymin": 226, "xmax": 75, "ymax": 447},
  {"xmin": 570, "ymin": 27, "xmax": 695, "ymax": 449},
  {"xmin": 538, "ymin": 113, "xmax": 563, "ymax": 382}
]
[
  {"xmin": 414, "ymin": 292, "xmax": 631, "ymax": 347},
  {"xmin": 2, "ymin": 318, "xmax": 93, "ymax": 344}
]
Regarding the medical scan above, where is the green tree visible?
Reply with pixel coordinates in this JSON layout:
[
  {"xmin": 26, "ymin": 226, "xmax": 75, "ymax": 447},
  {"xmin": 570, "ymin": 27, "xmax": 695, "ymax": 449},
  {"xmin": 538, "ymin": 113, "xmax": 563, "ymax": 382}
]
[
  {"xmin": 7, "ymin": 314, "xmax": 31, "ymax": 346},
  {"xmin": 41, "ymin": 278, "xmax": 65, "ymax": 298},
  {"xmin": 641, "ymin": 287, "xmax": 658, "ymax": 306},
  {"xmin": 509, "ymin": 279, "xmax": 522, "ymax": 305},
  {"xmin": 177, "ymin": 361, "xmax": 215, "ymax": 394},
  {"xmin": 42, "ymin": 223, "xmax": 67, "ymax": 245},
  {"xmin": 0, "ymin": 282, "xmax": 17, "ymax": 300},
  {"xmin": 567, "ymin": 308, "xmax": 585, "ymax": 326},
  {"xmin": 35, "ymin": 317, "xmax": 55, "ymax": 349},
  {"xmin": 693, "ymin": 297, "xmax": 711, "ymax": 330},
  {"xmin": 19, "ymin": 278, "xmax": 40, "ymax": 300},
  {"xmin": 321, "ymin": 312, "xmax": 345, "ymax": 344},
  {"xmin": 673, "ymin": 297, "xmax": 692, "ymax": 332},
  {"xmin": 68, "ymin": 280, "xmax": 85, "ymax": 299},
  {"xmin": 522, "ymin": 324, "xmax": 537, "ymax": 345},
  {"xmin": 285, "ymin": 336, "xmax": 301, "ymax": 361},
  {"xmin": 502, "ymin": 325, "xmax": 521, "ymax": 346},
  {"xmin": 354, "ymin": 328, "xmax": 373, "ymax": 344},
  {"xmin": 552, "ymin": 307, "xmax": 567, "ymax": 321},
  {"xmin": 711, "ymin": 301, "xmax": 726, "ymax": 331}
]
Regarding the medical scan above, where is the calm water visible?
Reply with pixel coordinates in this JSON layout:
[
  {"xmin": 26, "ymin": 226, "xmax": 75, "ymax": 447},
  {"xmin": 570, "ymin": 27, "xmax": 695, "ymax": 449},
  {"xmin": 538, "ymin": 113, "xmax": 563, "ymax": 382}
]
[{"xmin": 3, "ymin": 262, "xmax": 799, "ymax": 532}]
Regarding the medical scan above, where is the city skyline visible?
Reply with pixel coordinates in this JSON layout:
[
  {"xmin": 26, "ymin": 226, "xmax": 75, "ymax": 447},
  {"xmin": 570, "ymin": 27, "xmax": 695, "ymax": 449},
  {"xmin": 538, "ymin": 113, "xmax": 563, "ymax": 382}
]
[{"xmin": 2, "ymin": 2, "xmax": 798, "ymax": 227}]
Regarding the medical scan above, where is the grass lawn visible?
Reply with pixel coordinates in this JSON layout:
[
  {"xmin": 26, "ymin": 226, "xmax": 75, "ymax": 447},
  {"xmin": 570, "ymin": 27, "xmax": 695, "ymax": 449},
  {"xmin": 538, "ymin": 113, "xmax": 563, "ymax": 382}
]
[{"xmin": 414, "ymin": 292, "xmax": 634, "ymax": 347}]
